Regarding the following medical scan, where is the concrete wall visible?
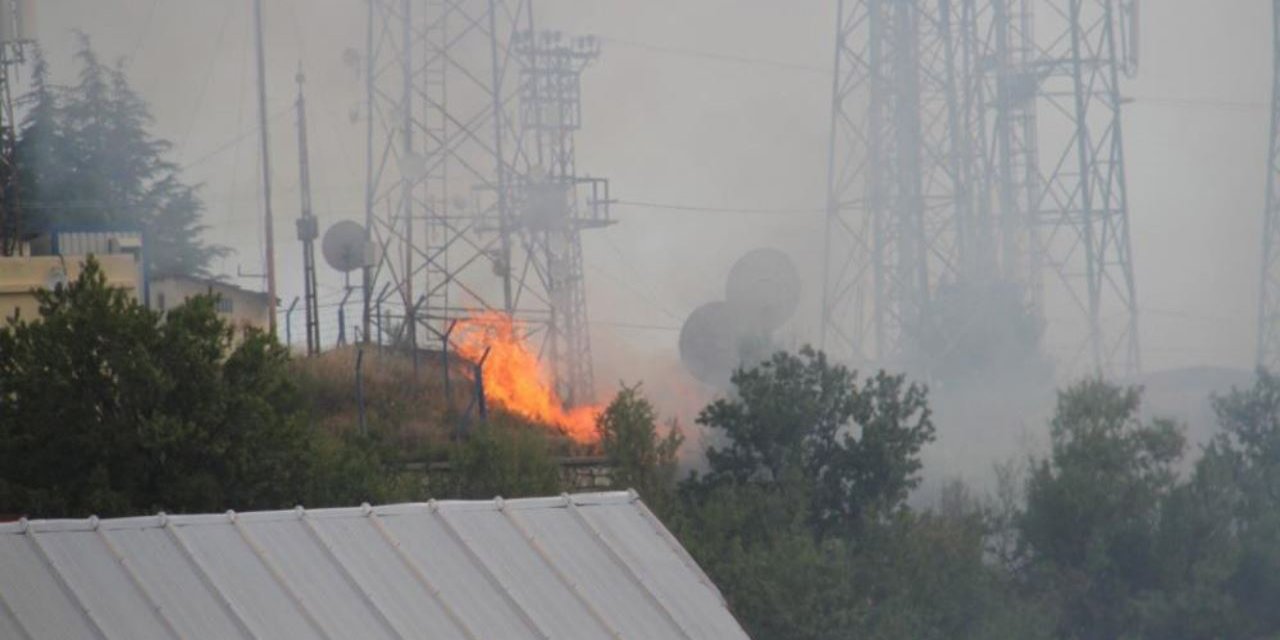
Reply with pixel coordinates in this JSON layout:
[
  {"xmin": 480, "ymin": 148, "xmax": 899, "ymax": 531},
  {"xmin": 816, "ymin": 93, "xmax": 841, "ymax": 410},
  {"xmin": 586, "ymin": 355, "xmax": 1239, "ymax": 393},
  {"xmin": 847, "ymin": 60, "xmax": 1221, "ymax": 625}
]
[
  {"xmin": 149, "ymin": 277, "xmax": 271, "ymax": 335},
  {"xmin": 0, "ymin": 254, "xmax": 141, "ymax": 323}
]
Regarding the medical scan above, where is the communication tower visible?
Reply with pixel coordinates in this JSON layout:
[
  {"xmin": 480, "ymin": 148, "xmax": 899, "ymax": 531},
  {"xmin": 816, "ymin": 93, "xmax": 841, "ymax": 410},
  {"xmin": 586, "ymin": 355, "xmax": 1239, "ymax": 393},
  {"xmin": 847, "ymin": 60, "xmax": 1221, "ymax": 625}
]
[
  {"xmin": 821, "ymin": 0, "xmax": 979, "ymax": 368},
  {"xmin": 823, "ymin": 0, "xmax": 1140, "ymax": 378},
  {"xmin": 1026, "ymin": 0, "xmax": 1141, "ymax": 376},
  {"xmin": 364, "ymin": 1, "xmax": 609, "ymax": 404}
]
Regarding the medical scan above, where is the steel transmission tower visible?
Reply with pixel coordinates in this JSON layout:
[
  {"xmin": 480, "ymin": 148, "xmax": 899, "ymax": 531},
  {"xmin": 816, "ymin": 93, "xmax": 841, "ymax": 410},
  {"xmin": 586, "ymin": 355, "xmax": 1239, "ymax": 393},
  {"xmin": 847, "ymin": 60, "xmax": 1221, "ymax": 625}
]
[
  {"xmin": 364, "ymin": 0, "xmax": 609, "ymax": 403},
  {"xmin": 963, "ymin": 0, "xmax": 1042, "ymax": 313},
  {"xmin": 822, "ymin": 0, "xmax": 982, "ymax": 368},
  {"xmin": 1026, "ymin": 0, "xmax": 1140, "ymax": 376},
  {"xmin": 1260, "ymin": 0, "xmax": 1280, "ymax": 371},
  {"xmin": 823, "ymin": 0, "xmax": 1139, "ymax": 378},
  {"xmin": 514, "ymin": 32, "xmax": 612, "ymax": 405}
]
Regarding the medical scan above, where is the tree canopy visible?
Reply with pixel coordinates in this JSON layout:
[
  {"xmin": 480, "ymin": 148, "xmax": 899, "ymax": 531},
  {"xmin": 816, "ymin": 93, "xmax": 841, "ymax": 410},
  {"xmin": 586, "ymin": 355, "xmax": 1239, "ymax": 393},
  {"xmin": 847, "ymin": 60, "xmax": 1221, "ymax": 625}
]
[
  {"xmin": 12, "ymin": 38, "xmax": 223, "ymax": 275},
  {"xmin": 0, "ymin": 259, "xmax": 370, "ymax": 516}
]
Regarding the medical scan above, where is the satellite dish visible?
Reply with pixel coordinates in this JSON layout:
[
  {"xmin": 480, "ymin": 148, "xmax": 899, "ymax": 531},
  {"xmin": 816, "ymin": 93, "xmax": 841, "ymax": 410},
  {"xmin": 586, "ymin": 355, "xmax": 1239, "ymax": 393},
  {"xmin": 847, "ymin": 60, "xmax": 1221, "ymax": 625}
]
[
  {"xmin": 725, "ymin": 248, "xmax": 801, "ymax": 331},
  {"xmin": 323, "ymin": 221, "xmax": 370, "ymax": 273},
  {"xmin": 679, "ymin": 301, "xmax": 746, "ymax": 388},
  {"xmin": 44, "ymin": 265, "xmax": 68, "ymax": 290}
]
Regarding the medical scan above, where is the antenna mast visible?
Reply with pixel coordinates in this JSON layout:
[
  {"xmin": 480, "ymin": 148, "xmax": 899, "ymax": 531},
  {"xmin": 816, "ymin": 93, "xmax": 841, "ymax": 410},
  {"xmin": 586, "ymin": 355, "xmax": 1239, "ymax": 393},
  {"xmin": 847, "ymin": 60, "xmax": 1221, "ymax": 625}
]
[
  {"xmin": 1260, "ymin": 0, "xmax": 1280, "ymax": 370},
  {"xmin": 295, "ymin": 67, "xmax": 321, "ymax": 355},
  {"xmin": 0, "ymin": 0, "xmax": 33, "ymax": 257},
  {"xmin": 253, "ymin": 0, "xmax": 278, "ymax": 334}
]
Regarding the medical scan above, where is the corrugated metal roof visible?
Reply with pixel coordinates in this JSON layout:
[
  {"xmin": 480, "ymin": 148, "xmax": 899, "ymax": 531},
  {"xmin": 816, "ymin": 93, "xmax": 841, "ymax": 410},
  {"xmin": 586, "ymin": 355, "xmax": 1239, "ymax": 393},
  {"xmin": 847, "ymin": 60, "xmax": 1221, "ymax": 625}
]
[{"xmin": 0, "ymin": 491, "xmax": 750, "ymax": 639}]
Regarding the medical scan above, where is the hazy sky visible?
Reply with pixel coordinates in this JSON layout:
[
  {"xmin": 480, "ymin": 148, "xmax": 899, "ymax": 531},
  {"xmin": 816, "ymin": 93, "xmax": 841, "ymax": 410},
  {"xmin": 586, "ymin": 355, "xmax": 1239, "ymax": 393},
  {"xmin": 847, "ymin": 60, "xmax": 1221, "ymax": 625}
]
[{"xmin": 33, "ymin": 0, "xmax": 1275, "ymax": 390}]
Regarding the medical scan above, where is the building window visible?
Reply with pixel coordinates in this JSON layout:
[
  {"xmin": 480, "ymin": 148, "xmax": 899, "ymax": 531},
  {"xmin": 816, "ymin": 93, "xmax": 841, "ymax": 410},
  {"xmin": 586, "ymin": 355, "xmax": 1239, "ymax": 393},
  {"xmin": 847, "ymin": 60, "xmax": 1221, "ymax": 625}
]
[{"xmin": 216, "ymin": 297, "xmax": 234, "ymax": 314}]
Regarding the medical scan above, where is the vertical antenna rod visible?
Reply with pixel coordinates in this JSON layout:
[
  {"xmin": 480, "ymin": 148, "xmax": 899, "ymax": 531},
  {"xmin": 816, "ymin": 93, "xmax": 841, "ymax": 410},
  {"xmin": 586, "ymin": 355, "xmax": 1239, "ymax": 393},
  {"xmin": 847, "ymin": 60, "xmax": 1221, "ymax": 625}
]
[
  {"xmin": 253, "ymin": 0, "xmax": 278, "ymax": 334},
  {"xmin": 295, "ymin": 67, "xmax": 321, "ymax": 355},
  {"xmin": 1259, "ymin": 0, "xmax": 1280, "ymax": 370}
]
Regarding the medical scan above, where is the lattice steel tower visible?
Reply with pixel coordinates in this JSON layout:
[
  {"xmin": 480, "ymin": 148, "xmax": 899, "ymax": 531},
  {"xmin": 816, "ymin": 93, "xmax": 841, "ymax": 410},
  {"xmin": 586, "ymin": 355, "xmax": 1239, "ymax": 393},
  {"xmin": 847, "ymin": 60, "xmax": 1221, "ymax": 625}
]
[
  {"xmin": 822, "ymin": 0, "xmax": 983, "ymax": 369},
  {"xmin": 823, "ymin": 0, "xmax": 1139, "ymax": 378},
  {"xmin": 1260, "ymin": 0, "xmax": 1280, "ymax": 371},
  {"xmin": 364, "ymin": 0, "xmax": 609, "ymax": 403},
  {"xmin": 1026, "ymin": 0, "xmax": 1140, "ymax": 376}
]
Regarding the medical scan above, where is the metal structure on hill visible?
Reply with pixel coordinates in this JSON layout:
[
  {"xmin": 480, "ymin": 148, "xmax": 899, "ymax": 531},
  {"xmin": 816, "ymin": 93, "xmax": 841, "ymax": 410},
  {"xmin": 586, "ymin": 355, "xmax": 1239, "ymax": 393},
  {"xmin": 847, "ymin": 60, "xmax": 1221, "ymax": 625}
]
[
  {"xmin": 363, "ymin": 0, "xmax": 610, "ymax": 406},
  {"xmin": 1028, "ymin": 0, "xmax": 1141, "ymax": 377},
  {"xmin": 294, "ymin": 69, "xmax": 322, "ymax": 356},
  {"xmin": 1260, "ymin": 0, "xmax": 1280, "ymax": 371},
  {"xmin": 822, "ymin": 0, "xmax": 1140, "ymax": 379},
  {"xmin": 0, "ymin": 0, "xmax": 35, "ymax": 257}
]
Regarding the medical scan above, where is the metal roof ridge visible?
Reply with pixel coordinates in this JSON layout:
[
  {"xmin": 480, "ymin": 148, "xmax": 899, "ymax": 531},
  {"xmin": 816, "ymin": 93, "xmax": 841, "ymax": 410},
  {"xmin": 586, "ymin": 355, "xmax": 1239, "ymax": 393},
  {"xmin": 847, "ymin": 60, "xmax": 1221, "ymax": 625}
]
[{"xmin": 1, "ymin": 492, "xmax": 639, "ymax": 532}]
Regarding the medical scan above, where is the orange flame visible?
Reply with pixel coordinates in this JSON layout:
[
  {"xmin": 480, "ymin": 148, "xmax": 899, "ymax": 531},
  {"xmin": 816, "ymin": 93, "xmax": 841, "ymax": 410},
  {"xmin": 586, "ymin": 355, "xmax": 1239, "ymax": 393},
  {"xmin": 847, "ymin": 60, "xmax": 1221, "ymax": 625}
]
[{"xmin": 454, "ymin": 312, "xmax": 601, "ymax": 444}]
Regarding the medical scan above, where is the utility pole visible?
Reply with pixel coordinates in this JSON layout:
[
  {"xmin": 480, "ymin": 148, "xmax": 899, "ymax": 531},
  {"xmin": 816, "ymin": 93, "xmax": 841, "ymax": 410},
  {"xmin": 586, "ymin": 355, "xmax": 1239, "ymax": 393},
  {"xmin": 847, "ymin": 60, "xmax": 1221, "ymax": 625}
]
[
  {"xmin": 295, "ymin": 67, "xmax": 321, "ymax": 356},
  {"xmin": 253, "ymin": 0, "xmax": 278, "ymax": 334},
  {"xmin": 1259, "ymin": 0, "xmax": 1280, "ymax": 370},
  {"xmin": 0, "ymin": 3, "xmax": 34, "ymax": 257}
]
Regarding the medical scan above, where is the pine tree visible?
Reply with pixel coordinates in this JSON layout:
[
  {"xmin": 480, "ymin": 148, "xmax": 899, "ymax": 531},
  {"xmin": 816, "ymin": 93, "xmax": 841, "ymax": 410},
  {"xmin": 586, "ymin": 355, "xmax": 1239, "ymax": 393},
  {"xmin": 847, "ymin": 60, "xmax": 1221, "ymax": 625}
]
[{"xmin": 15, "ymin": 35, "xmax": 224, "ymax": 275}]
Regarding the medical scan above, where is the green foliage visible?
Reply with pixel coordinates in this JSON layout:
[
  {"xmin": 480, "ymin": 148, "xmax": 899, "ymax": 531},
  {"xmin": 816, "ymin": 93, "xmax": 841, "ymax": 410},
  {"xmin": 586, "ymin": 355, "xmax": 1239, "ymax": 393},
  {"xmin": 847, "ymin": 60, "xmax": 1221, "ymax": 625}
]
[
  {"xmin": 13, "ymin": 37, "xmax": 223, "ymax": 275},
  {"xmin": 694, "ymin": 347, "xmax": 935, "ymax": 535},
  {"xmin": 0, "ymin": 259, "xmax": 390, "ymax": 517},
  {"xmin": 669, "ymin": 347, "xmax": 1051, "ymax": 639},
  {"xmin": 1020, "ymin": 380, "xmax": 1186, "ymax": 639},
  {"xmin": 435, "ymin": 417, "xmax": 563, "ymax": 499},
  {"xmin": 596, "ymin": 383, "xmax": 683, "ymax": 513}
]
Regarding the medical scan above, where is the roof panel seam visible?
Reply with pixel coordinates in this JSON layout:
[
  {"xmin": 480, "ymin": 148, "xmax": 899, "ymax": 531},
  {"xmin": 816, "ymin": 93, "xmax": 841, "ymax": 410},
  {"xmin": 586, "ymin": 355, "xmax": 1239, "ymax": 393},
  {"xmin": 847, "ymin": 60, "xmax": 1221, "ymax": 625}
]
[
  {"xmin": 0, "ymin": 570, "xmax": 36, "ymax": 640},
  {"xmin": 297, "ymin": 510, "xmax": 405, "ymax": 640},
  {"xmin": 163, "ymin": 522, "xmax": 259, "ymax": 640},
  {"xmin": 500, "ymin": 506, "xmax": 623, "ymax": 640},
  {"xmin": 433, "ymin": 505, "xmax": 552, "ymax": 640},
  {"xmin": 634, "ymin": 498, "xmax": 735, "ymax": 609},
  {"xmin": 564, "ymin": 499, "xmax": 695, "ymax": 640},
  {"xmin": 365, "ymin": 511, "xmax": 479, "ymax": 640},
  {"xmin": 23, "ymin": 529, "xmax": 110, "ymax": 640},
  {"xmin": 94, "ymin": 527, "xmax": 183, "ymax": 640},
  {"xmin": 229, "ymin": 515, "xmax": 336, "ymax": 640}
]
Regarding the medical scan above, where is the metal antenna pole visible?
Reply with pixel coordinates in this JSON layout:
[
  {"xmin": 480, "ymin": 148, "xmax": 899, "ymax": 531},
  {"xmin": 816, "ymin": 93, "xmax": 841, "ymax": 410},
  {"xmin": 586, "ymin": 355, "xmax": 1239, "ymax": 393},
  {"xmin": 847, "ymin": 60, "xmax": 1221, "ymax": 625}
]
[
  {"xmin": 0, "ymin": 7, "xmax": 34, "ymax": 257},
  {"xmin": 295, "ymin": 67, "xmax": 321, "ymax": 356},
  {"xmin": 1260, "ymin": 0, "xmax": 1280, "ymax": 370},
  {"xmin": 253, "ymin": 0, "xmax": 278, "ymax": 334}
]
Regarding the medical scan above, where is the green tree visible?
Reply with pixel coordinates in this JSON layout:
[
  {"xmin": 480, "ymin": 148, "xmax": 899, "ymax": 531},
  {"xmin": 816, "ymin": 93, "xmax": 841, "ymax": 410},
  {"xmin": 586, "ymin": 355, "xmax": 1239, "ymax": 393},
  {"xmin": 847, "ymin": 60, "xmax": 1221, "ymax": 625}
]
[
  {"xmin": 436, "ymin": 417, "xmax": 563, "ymax": 499},
  {"xmin": 0, "ymin": 259, "xmax": 380, "ymax": 517},
  {"xmin": 1019, "ymin": 379, "xmax": 1185, "ymax": 640},
  {"xmin": 14, "ymin": 36, "xmax": 223, "ymax": 275},
  {"xmin": 596, "ymin": 383, "xmax": 683, "ymax": 514},
  {"xmin": 693, "ymin": 347, "xmax": 935, "ymax": 535}
]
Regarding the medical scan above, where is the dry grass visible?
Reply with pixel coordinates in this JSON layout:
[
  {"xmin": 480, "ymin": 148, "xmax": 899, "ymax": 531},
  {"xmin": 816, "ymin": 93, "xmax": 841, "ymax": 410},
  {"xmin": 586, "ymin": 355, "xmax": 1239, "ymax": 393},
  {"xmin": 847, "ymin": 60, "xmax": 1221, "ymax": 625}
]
[
  {"xmin": 291, "ymin": 346, "xmax": 474, "ymax": 453},
  {"xmin": 290, "ymin": 346, "xmax": 592, "ymax": 459}
]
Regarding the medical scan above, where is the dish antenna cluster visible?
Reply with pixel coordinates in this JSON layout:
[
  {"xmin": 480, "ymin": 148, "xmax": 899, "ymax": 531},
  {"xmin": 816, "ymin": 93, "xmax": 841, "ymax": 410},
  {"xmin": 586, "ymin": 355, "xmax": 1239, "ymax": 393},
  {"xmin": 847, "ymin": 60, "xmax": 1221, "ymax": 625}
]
[{"xmin": 679, "ymin": 248, "xmax": 801, "ymax": 387}]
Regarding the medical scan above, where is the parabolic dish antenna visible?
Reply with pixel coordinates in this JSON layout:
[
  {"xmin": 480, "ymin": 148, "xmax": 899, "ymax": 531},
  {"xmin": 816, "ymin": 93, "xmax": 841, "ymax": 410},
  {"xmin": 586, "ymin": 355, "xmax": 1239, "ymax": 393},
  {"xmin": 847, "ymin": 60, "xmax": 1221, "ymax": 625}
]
[
  {"xmin": 322, "ymin": 221, "xmax": 369, "ymax": 273},
  {"xmin": 725, "ymin": 248, "xmax": 801, "ymax": 331},
  {"xmin": 679, "ymin": 301, "xmax": 745, "ymax": 388}
]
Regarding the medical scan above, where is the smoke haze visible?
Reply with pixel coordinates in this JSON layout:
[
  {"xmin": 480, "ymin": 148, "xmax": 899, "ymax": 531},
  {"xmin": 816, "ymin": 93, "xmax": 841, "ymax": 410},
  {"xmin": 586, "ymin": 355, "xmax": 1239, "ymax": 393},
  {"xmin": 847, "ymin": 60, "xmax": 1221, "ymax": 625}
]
[{"xmin": 33, "ymin": 1, "xmax": 1274, "ymax": 486}]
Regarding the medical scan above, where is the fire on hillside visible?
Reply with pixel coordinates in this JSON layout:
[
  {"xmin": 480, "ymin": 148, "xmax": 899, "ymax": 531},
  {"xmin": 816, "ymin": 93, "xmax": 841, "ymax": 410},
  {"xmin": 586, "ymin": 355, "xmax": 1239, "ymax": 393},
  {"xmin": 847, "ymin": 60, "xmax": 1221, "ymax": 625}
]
[{"xmin": 453, "ymin": 312, "xmax": 602, "ymax": 444}]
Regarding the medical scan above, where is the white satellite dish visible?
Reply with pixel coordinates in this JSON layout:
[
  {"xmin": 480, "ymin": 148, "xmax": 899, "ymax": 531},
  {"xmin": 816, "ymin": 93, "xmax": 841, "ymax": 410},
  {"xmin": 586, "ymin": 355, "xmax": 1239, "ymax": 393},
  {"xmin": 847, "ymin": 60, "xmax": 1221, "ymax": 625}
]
[{"xmin": 322, "ymin": 221, "xmax": 372, "ymax": 273}]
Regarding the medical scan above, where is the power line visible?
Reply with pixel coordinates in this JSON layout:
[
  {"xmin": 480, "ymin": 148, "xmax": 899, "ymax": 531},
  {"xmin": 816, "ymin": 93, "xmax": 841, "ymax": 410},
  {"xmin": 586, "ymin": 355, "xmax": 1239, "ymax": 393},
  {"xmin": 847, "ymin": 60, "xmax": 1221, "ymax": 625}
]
[
  {"xmin": 596, "ymin": 35, "xmax": 829, "ymax": 76},
  {"xmin": 613, "ymin": 199, "xmax": 825, "ymax": 216}
]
